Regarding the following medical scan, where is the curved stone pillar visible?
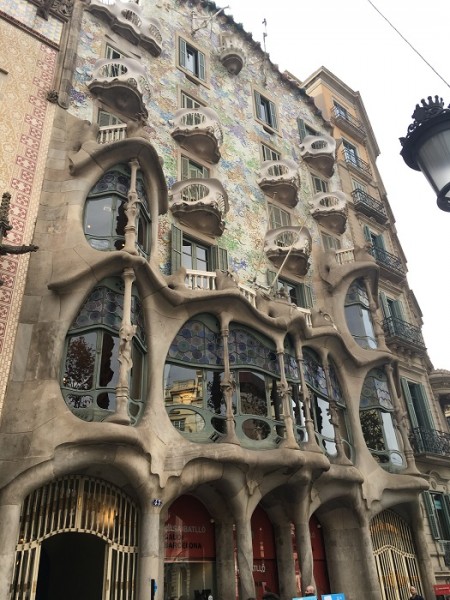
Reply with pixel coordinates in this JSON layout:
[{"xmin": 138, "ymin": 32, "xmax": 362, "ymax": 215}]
[
  {"xmin": 274, "ymin": 521, "xmax": 298, "ymax": 599},
  {"xmin": 215, "ymin": 520, "xmax": 236, "ymax": 600},
  {"xmin": 235, "ymin": 518, "xmax": 256, "ymax": 599},
  {"xmin": 0, "ymin": 502, "xmax": 21, "ymax": 600},
  {"xmin": 138, "ymin": 506, "xmax": 162, "ymax": 600}
]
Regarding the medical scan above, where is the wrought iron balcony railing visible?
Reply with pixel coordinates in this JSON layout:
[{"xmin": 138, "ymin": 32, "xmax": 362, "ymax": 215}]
[
  {"xmin": 351, "ymin": 189, "xmax": 387, "ymax": 223},
  {"xmin": 343, "ymin": 149, "xmax": 371, "ymax": 178},
  {"xmin": 370, "ymin": 246, "xmax": 406, "ymax": 279},
  {"xmin": 382, "ymin": 316, "xmax": 426, "ymax": 350},
  {"xmin": 332, "ymin": 106, "xmax": 366, "ymax": 139},
  {"xmin": 410, "ymin": 427, "xmax": 450, "ymax": 457}
]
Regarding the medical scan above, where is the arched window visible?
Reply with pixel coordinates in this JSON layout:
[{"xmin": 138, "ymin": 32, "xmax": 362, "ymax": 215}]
[
  {"xmin": 163, "ymin": 316, "xmax": 300, "ymax": 445},
  {"xmin": 303, "ymin": 349, "xmax": 349, "ymax": 456},
  {"xmin": 61, "ymin": 277, "xmax": 147, "ymax": 423},
  {"xmin": 84, "ymin": 164, "xmax": 151, "ymax": 256},
  {"xmin": 360, "ymin": 368, "xmax": 403, "ymax": 467},
  {"xmin": 344, "ymin": 278, "xmax": 377, "ymax": 349}
]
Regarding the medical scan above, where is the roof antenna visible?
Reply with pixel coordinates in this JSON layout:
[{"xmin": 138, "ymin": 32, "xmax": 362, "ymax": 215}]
[
  {"xmin": 261, "ymin": 18, "xmax": 269, "ymax": 86},
  {"xmin": 262, "ymin": 18, "xmax": 268, "ymax": 53}
]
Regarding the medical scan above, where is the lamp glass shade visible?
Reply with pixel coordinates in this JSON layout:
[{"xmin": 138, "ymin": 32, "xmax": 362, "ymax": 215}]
[{"xmin": 415, "ymin": 128, "xmax": 450, "ymax": 196}]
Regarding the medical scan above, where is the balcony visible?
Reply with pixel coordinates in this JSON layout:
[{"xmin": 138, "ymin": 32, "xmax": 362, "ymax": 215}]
[
  {"xmin": 88, "ymin": 57, "xmax": 150, "ymax": 120},
  {"xmin": 310, "ymin": 191, "xmax": 348, "ymax": 235},
  {"xmin": 370, "ymin": 246, "xmax": 406, "ymax": 282},
  {"xmin": 352, "ymin": 189, "xmax": 388, "ymax": 224},
  {"xmin": 184, "ymin": 270, "xmax": 257, "ymax": 307},
  {"xmin": 219, "ymin": 35, "xmax": 246, "ymax": 75},
  {"xmin": 87, "ymin": 0, "xmax": 162, "ymax": 56},
  {"xmin": 331, "ymin": 106, "xmax": 366, "ymax": 141},
  {"xmin": 264, "ymin": 226, "xmax": 311, "ymax": 276},
  {"xmin": 257, "ymin": 159, "xmax": 300, "ymax": 207},
  {"xmin": 299, "ymin": 134, "xmax": 336, "ymax": 178},
  {"xmin": 171, "ymin": 107, "xmax": 223, "ymax": 164},
  {"xmin": 382, "ymin": 316, "xmax": 426, "ymax": 354},
  {"xmin": 342, "ymin": 149, "xmax": 372, "ymax": 180},
  {"xmin": 169, "ymin": 178, "xmax": 228, "ymax": 236},
  {"xmin": 410, "ymin": 427, "xmax": 450, "ymax": 458},
  {"xmin": 97, "ymin": 123, "xmax": 128, "ymax": 144}
]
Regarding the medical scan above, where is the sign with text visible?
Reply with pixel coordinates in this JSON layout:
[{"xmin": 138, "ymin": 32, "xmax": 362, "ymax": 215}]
[
  {"xmin": 292, "ymin": 596, "xmax": 318, "ymax": 600},
  {"xmin": 434, "ymin": 584, "xmax": 450, "ymax": 595},
  {"xmin": 322, "ymin": 594, "xmax": 345, "ymax": 600}
]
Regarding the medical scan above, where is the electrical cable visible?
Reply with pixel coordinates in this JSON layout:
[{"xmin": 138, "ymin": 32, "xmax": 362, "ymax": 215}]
[{"xmin": 367, "ymin": 0, "xmax": 450, "ymax": 89}]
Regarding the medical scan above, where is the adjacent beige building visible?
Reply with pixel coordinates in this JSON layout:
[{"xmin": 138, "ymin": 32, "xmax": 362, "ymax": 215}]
[{"xmin": 0, "ymin": 1, "xmax": 449, "ymax": 600}]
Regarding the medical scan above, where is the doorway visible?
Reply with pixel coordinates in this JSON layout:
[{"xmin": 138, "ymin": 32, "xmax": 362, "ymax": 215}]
[{"xmin": 36, "ymin": 533, "xmax": 106, "ymax": 600}]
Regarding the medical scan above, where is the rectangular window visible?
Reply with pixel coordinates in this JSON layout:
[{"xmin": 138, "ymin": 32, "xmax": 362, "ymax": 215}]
[
  {"xmin": 180, "ymin": 91, "xmax": 202, "ymax": 109},
  {"xmin": 181, "ymin": 156, "xmax": 209, "ymax": 180},
  {"xmin": 321, "ymin": 232, "xmax": 341, "ymax": 251},
  {"xmin": 98, "ymin": 110, "xmax": 123, "ymax": 127},
  {"xmin": 297, "ymin": 118, "xmax": 316, "ymax": 141},
  {"xmin": 333, "ymin": 100, "xmax": 349, "ymax": 118},
  {"xmin": 171, "ymin": 225, "xmax": 228, "ymax": 275},
  {"xmin": 268, "ymin": 204, "xmax": 290, "ymax": 229},
  {"xmin": 351, "ymin": 178, "xmax": 367, "ymax": 193},
  {"xmin": 262, "ymin": 143, "xmax": 280, "ymax": 162},
  {"xmin": 401, "ymin": 378, "xmax": 434, "ymax": 430},
  {"xmin": 106, "ymin": 45, "xmax": 123, "ymax": 60},
  {"xmin": 267, "ymin": 271, "xmax": 313, "ymax": 309},
  {"xmin": 312, "ymin": 176, "xmax": 328, "ymax": 193},
  {"xmin": 179, "ymin": 38, "xmax": 206, "ymax": 81},
  {"xmin": 423, "ymin": 492, "xmax": 450, "ymax": 540},
  {"xmin": 343, "ymin": 140, "xmax": 359, "ymax": 165},
  {"xmin": 254, "ymin": 90, "xmax": 278, "ymax": 131}
]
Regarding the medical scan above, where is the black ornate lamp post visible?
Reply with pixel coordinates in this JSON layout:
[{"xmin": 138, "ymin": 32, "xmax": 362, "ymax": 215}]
[
  {"xmin": 400, "ymin": 96, "xmax": 450, "ymax": 212},
  {"xmin": 0, "ymin": 192, "xmax": 38, "ymax": 287}
]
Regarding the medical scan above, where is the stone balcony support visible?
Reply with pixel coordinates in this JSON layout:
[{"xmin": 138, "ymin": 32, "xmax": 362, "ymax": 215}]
[
  {"xmin": 299, "ymin": 134, "xmax": 336, "ymax": 178},
  {"xmin": 257, "ymin": 159, "xmax": 300, "ymax": 207},
  {"xmin": 264, "ymin": 226, "xmax": 312, "ymax": 276},
  {"xmin": 171, "ymin": 107, "xmax": 223, "ymax": 164},
  {"xmin": 88, "ymin": 57, "xmax": 150, "ymax": 120},
  {"xmin": 310, "ymin": 190, "xmax": 348, "ymax": 234},
  {"xmin": 87, "ymin": 0, "xmax": 163, "ymax": 56},
  {"xmin": 169, "ymin": 178, "xmax": 228, "ymax": 236}
]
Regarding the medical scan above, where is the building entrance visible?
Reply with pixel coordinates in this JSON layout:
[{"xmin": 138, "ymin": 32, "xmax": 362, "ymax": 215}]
[
  {"xmin": 36, "ymin": 533, "xmax": 105, "ymax": 600},
  {"xmin": 10, "ymin": 475, "xmax": 139, "ymax": 600}
]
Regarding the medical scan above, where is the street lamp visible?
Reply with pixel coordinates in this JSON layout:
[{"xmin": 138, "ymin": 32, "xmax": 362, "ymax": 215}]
[{"xmin": 400, "ymin": 96, "xmax": 450, "ymax": 212}]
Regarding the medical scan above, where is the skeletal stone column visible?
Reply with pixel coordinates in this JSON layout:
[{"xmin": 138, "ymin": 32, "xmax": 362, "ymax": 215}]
[
  {"xmin": 277, "ymin": 350, "xmax": 299, "ymax": 449},
  {"xmin": 123, "ymin": 159, "xmax": 140, "ymax": 255},
  {"xmin": 220, "ymin": 327, "xmax": 239, "ymax": 444},
  {"xmin": 296, "ymin": 349, "xmax": 322, "ymax": 453}
]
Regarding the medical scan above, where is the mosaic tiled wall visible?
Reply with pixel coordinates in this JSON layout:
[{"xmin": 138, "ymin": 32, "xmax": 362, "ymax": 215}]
[
  {"xmin": 68, "ymin": 3, "xmax": 354, "ymax": 284},
  {"xmin": 0, "ymin": 18, "xmax": 57, "ymax": 413},
  {"xmin": 0, "ymin": 0, "xmax": 63, "ymax": 46}
]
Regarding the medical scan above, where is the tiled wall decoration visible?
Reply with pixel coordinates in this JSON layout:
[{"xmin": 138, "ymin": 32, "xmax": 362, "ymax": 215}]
[{"xmin": 0, "ymin": 19, "xmax": 57, "ymax": 413}]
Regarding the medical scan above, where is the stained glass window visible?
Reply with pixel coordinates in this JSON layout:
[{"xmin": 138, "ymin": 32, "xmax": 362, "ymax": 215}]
[
  {"xmin": 61, "ymin": 278, "xmax": 147, "ymax": 424},
  {"xmin": 84, "ymin": 165, "xmax": 151, "ymax": 255}
]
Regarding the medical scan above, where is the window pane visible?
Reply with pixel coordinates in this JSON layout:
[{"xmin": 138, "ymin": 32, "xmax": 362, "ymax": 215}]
[
  {"xmin": 63, "ymin": 333, "xmax": 97, "ymax": 390},
  {"xmin": 381, "ymin": 412, "xmax": 399, "ymax": 451},
  {"xmin": 182, "ymin": 240, "xmax": 193, "ymax": 269},
  {"xmin": 130, "ymin": 345, "xmax": 144, "ymax": 399},
  {"xmin": 206, "ymin": 370, "xmax": 226, "ymax": 414},
  {"xmin": 99, "ymin": 333, "xmax": 120, "ymax": 387},
  {"xmin": 360, "ymin": 409, "xmax": 385, "ymax": 451},
  {"xmin": 85, "ymin": 197, "xmax": 114, "ymax": 237},
  {"xmin": 239, "ymin": 371, "xmax": 268, "ymax": 416},
  {"xmin": 164, "ymin": 364, "xmax": 204, "ymax": 407}
]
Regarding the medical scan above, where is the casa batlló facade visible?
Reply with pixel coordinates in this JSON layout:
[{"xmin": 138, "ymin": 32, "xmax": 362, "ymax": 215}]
[{"xmin": 0, "ymin": 0, "xmax": 449, "ymax": 599}]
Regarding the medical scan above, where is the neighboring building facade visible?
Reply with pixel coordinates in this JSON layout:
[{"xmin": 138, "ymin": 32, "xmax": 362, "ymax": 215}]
[{"xmin": 0, "ymin": 1, "xmax": 446, "ymax": 600}]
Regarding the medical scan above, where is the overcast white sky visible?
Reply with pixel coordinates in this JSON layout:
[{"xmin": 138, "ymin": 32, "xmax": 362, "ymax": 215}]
[{"xmin": 223, "ymin": 0, "xmax": 450, "ymax": 369}]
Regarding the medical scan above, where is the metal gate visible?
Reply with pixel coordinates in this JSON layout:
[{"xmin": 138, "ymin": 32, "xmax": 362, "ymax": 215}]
[
  {"xmin": 371, "ymin": 510, "xmax": 422, "ymax": 600},
  {"xmin": 10, "ymin": 475, "xmax": 139, "ymax": 600}
]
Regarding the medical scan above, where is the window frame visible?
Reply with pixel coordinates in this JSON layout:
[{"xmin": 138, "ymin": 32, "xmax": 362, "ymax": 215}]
[
  {"xmin": 297, "ymin": 118, "xmax": 317, "ymax": 142},
  {"xmin": 312, "ymin": 175, "xmax": 329, "ymax": 194},
  {"xmin": 180, "ymin": 89, "xmax": 204, "ymax": 109},
  {"xmin": 401, "ymin": 378, "xmax": 434, "ymax": 430},
  {"xmin": 171, "ymin": 225, "xmax": 228, "ymax": 274},
  {"xmin": 177, "ymin": 36, "xmax": 208, "ymax": 84},
  {"xmin": 180, "ymin": 154, "xmax": 210, "ymax": 180},
  {"xmin": 253, "ymin": 88, "xmax": 279, "ymax": 133},
  {"xmin": 423, "ymin": 491, "xmax": 450, "ymax": 540},
  {"xmin": 267, "ymin": 270, "xmax": 314, "ymax": 309},
  {"xmin": 321, "ymin": 232, "xmax": 341, "ymax": 251},
  {"xmin": 261, "ymin": 142, "xmax": 281, "ymax": 162}
]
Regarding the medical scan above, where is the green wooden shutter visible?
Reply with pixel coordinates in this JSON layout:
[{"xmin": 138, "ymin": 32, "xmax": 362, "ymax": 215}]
[
  {"xmin": 198, "ymin": 50, "xmax": 205, "ymax": 80},
  {"xmin": 254, "ymin": 91, "xmax": 262, "ymax": 120},
  {"xmin": 423, "ymin": 492, "xmax": 441, "ymax": 539},
  {"xmin": 267, "ymin": 270, "xmax": 277, "ymax": 288},
  {"xmin": 373, "ymin": 233, "xmax": 385, "ymax": 249},
  {"xmin": 179, "ymin": 38, "xmax": 187, "ymax": 69},
  {"xmin": 363, "ymin": 225, "xmax": 372, "ymax": 243},
  {"xmin": 210, "ymin": 246, "xmax": 228, "ymax": 271},
  {"xmin": 379, "ymin": 292, "xmax": 390, "ymax": 319},
  {"xmin": 415, "ymin": 384, "xmax": 434, "ymax": 430},
  {"xmin": 298, "ymin": 283, "xmax": 314, "ymax": 309},
  {"xmin": 297, "ymin": 118, "xmax": 307, "ymax": 142},
  {"xmin": 401, "ymin": 377, "xmax": 419, "ymax": 429},
  {"xmin": 171, "ymin": 225, "xmax": 182, "ymax": 273},
  {"xmin": 181, "ymin": 156, "xmax": 190, "ymax": 181},
  {"xmin": 269, "ymin": 100, "xmax": 278, "ymax": 130}
]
